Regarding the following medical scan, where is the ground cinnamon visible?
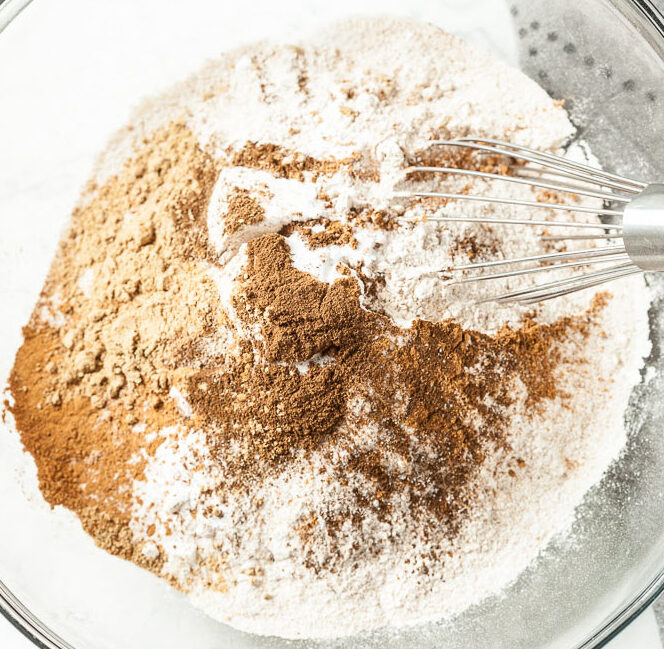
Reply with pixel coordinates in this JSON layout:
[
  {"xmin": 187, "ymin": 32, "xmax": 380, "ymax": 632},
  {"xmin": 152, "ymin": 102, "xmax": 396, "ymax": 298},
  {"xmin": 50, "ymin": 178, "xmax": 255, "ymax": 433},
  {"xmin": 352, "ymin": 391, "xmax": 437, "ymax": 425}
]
[
  {"xmin": 7, "ymin": 122, "xmax": 219, "ymax": 568},
  {"xmin": 224, "ymin": 188, "xmax": 266, "ymax": 234},
  {"xmin": 185, "ymin": 233, "xmax": 604, "ymax": 553}
]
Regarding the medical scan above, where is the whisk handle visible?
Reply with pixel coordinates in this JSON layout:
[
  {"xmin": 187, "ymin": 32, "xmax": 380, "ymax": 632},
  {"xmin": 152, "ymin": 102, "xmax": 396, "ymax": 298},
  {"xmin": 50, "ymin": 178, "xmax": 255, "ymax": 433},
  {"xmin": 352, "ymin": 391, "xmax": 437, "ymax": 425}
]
[{"xmin": 622, "ymin": 184, "xmax": 664, "ymax": 272}]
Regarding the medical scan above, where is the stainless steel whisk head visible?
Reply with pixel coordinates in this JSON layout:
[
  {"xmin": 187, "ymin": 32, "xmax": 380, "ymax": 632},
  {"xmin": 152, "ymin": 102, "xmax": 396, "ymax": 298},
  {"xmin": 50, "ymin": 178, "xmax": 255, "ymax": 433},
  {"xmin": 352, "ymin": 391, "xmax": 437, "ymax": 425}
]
[{"xmin": 397, "ymin": 137, "xmax": 664, "ymax": 305}]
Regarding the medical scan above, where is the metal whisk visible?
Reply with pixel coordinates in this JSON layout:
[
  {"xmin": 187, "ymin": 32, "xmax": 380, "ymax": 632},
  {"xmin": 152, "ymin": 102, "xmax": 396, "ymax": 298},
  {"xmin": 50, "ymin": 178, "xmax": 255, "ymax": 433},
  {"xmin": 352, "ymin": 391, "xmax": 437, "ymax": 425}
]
[{"xmin": 398, "ymin": 137, "xmax": 664, "ymax": 305}]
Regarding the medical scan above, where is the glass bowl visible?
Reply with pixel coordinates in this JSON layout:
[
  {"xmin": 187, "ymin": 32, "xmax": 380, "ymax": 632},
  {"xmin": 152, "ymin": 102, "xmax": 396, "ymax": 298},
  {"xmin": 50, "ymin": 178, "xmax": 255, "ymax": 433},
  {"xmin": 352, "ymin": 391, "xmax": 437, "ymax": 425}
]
[{"xmin": 1, "ymin": 1, "xmax": 664, "ymax": 648}]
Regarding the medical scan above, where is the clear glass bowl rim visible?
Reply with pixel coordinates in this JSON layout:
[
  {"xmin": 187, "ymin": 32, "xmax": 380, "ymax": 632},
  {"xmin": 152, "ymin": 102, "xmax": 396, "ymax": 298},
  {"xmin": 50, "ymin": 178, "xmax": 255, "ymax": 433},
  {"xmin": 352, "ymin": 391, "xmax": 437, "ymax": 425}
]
[{"xmin": 0, "ymin": 0, "xmax": 663, "ymax": 647}]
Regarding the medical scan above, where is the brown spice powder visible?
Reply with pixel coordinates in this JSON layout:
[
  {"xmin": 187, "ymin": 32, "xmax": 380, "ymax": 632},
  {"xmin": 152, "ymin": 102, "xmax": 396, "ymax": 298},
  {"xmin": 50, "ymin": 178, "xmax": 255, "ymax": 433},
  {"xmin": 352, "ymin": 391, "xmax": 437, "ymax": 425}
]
[
  {"xmin": 407, "ymin": 144, "xmax": 514, "ymax": 180},
  {"xmin": 279, "ymin": 217, "xmax": 358, "ymax": 248},
  {"xmin": 232, "ymin": 141, "xmax": 379, "ymax": 182},
  {"xmin": 185, "ymin": 234, "xmax": 606, "ymax": 548},
  {"xmin": 232, "ymin": 142, "xmax": 348, "ymax": 181},
  {"xmin": 346, "ymin": 205, "xmax": 399, "ymax": 231},
  {"xmin": 8, "ymin": 121, "xmax": 220, "ymax": 570},
  {"xmin": 224, "ymin": 188, "xmax": 266, "ymax": 234},
  {"xmin": 5, "ymin": 121, "xmax": 609, "ymax": 579}
]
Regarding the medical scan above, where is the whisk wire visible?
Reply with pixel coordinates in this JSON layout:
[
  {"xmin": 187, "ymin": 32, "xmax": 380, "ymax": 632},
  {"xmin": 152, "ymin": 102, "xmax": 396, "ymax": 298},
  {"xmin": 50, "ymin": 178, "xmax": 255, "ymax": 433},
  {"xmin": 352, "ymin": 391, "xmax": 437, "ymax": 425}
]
[
  {"xmin": 404, "ymin": 191, "xmax": 624, "ymax": 216},
  {"xmin": 397, "ymin": 214, "xmax": 621, "ymax": 230},
  {"xmin": 397, "ymin": 137, "xmax": 658, "ymax": 303},
  {"xmin": 452, "ymin": 245, "xmax": 627, "ymax": 271},
  {"xmin": 430, "ymin": 139, "xmax": 645, "ymax": 193},
  {"xmin": 454, "ymin": 137, "xmax": 648, "ymax": 190},
  {"xmin": 405, "ymin": 165, "xmax": 631, "ymax": 203},
  {"xmin": 504, "ymin": 265, "xmax": 642, "ymax": 305},
  {"xmin": 541, "ymin": 233, "xmax": 621, "ymax": 241},
  {"xmin": 453, "ymin": 254, "xmax": 632, "ymax": 283},
  {"xmin": 479, "ymin": 262, "xmax": 639, "ymax": 305}
]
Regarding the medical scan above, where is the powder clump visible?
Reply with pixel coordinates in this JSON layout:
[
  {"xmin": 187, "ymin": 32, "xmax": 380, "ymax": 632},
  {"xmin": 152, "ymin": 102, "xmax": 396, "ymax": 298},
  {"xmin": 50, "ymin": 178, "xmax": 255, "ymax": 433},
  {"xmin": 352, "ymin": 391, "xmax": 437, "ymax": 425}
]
[{"xmin": 223, "ymin": 188, "xmax": 266, "ymax": 234}]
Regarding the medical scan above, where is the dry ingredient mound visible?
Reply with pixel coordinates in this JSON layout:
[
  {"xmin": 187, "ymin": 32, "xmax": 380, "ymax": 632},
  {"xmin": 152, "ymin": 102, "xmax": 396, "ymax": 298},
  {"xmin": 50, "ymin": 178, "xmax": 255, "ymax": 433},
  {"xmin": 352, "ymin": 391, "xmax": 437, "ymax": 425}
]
[{"xmin": 5, "ymin": 16, "xmax": 650, "ymax": 639}]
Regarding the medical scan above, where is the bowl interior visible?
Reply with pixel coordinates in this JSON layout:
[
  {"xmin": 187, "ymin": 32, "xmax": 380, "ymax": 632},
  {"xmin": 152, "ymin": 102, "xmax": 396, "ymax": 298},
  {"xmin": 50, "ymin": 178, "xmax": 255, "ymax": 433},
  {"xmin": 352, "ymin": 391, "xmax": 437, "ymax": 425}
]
[{"xmin": 1, "ymin": 1, "xmax": 664, "ymax": 648}]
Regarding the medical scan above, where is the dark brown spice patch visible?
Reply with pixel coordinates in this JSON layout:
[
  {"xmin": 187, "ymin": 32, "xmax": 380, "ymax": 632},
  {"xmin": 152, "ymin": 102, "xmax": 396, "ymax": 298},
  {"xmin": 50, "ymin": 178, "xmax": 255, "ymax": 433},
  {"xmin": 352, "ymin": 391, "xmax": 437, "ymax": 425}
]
[
  {"xmin": 452, "ymin": 234, "xmax": 500, "ymax": 261},
  {"xmin": 407, "ymin": 144, "xmax": 514, "ymax": 180},
  {"xmin": 232, "ymin": 142, "xmax": 348, "ymax": 181},
  {"xmin": 184, "ymin": 233, "xmax": 608, "ymax": 557},
  {"xmin": 224, "ymin": 188, "xmax": 266, "ymax": 234},
  {"xmin": 279, "ymin": 217, "xmax": 358, "ymax": 248},
  {"xmin": 232, "ymin": 141, "xmax": 379, "ymax": 182},
  {"xmin": 346, "ymin": 205, "xmax": 399, "ymax": 230}
]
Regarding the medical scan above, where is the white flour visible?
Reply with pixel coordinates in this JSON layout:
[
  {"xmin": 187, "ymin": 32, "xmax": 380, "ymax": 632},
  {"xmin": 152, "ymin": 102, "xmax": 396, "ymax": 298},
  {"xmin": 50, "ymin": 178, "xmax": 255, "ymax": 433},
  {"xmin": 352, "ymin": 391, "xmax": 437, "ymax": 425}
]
[{"xmin": 111, "ymin": 17, "xmax": 653, "ymax": 639}]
